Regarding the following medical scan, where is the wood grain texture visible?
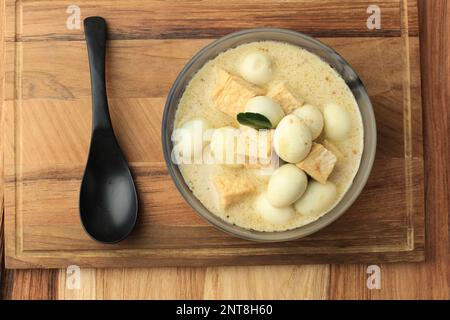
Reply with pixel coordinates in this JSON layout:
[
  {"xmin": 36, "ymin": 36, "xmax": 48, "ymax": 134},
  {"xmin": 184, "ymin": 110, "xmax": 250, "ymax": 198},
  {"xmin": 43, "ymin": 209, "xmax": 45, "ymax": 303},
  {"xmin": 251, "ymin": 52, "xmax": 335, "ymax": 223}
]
[
  {"xmin": 3, "ymin": 0, "xmax": 425, "ymax": 268},
  {"xmin": 3, "ymin": 37, "xmax": 421, "ymax": 101},
  {"xmin": 4, "ymin": 0, "xmax": 419, "ymax": 42},
  {"xmin": 0, "ymin": 269, "xmax": 57, "ymax": 299},
  {"xmin": 0, "ymin": 0, "xmax": 6, "ymax": 289},
  {"xmin": 203, "ymin": 265, "xmax": 329, "ymax": 299},
  {"xmin": 58, "ymin": 268, "xmax": 207, "ymax": 300},
  {"xmin": 2, "ymin": 0, "xmax": 448, "ymax": 300},
  {"xmin": 57, "ymin": 265, "xmax": 330, "ymax": 299},
  {"xmin": 329, "ymin": 0, "xmax": 449, "ymax": 300}
]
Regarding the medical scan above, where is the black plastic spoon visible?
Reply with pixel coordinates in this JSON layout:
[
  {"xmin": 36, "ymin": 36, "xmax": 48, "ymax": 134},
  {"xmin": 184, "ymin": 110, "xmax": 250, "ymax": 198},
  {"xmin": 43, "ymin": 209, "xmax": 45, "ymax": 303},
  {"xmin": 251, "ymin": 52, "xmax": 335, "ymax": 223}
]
[{"xmin": 79, "ymin": 16, "xmax": 138, "ymax": 243}]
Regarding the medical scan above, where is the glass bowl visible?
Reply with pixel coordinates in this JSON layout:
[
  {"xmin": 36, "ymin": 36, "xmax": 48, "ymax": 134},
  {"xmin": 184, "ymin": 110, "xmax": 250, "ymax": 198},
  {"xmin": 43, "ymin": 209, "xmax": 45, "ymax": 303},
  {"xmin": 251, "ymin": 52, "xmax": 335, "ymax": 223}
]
[{"xmin": 162, "ymin": 28, "xmax": 376, "ymax": 242}]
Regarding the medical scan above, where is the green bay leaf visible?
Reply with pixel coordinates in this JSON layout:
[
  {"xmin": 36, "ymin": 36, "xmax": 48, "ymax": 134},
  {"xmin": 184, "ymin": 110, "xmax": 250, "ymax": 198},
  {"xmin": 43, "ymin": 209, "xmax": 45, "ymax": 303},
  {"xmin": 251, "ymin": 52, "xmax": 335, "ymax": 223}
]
[{"xmin": 236, "ymin": 112, "xmax": 272, "ymax": 130}]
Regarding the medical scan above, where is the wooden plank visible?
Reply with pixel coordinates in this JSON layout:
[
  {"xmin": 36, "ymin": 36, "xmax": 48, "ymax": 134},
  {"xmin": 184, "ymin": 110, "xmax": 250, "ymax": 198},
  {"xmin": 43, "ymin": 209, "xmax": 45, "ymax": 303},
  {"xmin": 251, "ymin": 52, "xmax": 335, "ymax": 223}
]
[
  {"xmin": 329, "ymin": 0, "xmax": 449, "ymax": 299},
  {"xmin": 0, "ymin": 269, "xmax": 57, "ymax": 299},
  {"xmin": 4, "ymin": 37, "xmax": 417, "ymax": 102},
  {"xmin": 58, "ymin": 267, "xmax": 207, "ymax": 299},
  {"xmin": 57, "ymin": 266, "xmax": 329, "ymax": 299},
  {"xmin": 57, "ymin": 268, "xmax": 97, "ymax": 300},
  {"xmin": 203, "ymin": 265, "xmax": 329, "ymax": 299},
  {"xmin": 5, "ymin": 0, "xmax": 418, "ymax": 42},
  {"xmin": 0, "ymin": 0, "xmax": 6, "ymax": 288}
]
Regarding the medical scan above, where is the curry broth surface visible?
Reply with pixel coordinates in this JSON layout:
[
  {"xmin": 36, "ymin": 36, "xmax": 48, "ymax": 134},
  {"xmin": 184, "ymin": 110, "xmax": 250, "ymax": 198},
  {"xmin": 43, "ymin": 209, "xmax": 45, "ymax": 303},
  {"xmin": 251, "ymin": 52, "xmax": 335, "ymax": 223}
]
[{"xmin": 174, "ymin": 41, "xmax": 363, "ymax": 232}]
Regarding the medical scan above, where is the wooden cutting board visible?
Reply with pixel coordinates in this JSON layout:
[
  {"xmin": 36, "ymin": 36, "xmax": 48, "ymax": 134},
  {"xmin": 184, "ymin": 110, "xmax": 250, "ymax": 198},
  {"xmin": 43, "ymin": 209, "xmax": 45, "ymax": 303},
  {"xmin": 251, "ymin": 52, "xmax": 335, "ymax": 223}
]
[{"xmin": 2, "ymin": 0, "xmax": 424, "ymax": 268}]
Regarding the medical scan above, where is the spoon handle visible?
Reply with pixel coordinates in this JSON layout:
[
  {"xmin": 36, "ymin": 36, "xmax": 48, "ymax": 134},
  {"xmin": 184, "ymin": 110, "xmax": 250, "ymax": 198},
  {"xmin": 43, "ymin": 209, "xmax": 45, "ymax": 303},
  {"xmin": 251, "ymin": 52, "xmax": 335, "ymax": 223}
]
[{"xmin": 84, "ymin": 16, "xmax": 112, "ymax": 131}]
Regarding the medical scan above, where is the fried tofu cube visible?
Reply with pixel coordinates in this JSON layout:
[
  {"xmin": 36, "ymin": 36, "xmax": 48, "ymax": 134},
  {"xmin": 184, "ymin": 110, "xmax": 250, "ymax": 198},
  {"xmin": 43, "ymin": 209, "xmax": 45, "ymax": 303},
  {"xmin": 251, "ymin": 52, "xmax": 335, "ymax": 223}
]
[
  {"xmin": 297, "ymin": 143, "xmax": 337, "ymax": 184},
  {"xmin": 213, "ymin": 67, "xmax": 232, "ymax": 92},
  {"xmin": 267, "ymin": 82, "xmax": 304, "ymax": 114},
  {"xmin": 213, "ymin": 172, "xmax": 255, "ymax": 209},
  {"xmin": 212, "ymin": 68, "xmax": 264, "ymax": 118}
]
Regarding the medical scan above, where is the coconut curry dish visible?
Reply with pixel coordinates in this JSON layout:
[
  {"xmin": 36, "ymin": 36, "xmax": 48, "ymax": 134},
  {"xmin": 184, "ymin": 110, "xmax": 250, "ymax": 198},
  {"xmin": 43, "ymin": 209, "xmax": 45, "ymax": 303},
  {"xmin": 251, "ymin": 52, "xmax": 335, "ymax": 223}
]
[{"xmin": 172, "ymin": 41, "xmax": 363, "ymax": 232}]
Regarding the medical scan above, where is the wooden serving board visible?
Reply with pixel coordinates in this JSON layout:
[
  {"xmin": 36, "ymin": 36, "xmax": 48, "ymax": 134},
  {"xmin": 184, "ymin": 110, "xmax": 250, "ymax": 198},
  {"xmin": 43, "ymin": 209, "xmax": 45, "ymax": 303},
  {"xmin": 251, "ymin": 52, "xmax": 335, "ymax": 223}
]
[{"xmin": 2, "ymin": 0, "xmax": 424, "ymax": 268}]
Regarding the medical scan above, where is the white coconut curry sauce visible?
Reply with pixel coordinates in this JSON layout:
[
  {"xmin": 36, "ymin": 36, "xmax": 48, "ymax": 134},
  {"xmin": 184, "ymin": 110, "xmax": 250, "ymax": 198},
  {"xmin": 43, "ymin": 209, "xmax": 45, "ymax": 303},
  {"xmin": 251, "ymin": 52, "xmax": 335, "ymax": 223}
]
[{"xmin": 173, "ymin": 41, "xmax": 363, "ymax": 232}]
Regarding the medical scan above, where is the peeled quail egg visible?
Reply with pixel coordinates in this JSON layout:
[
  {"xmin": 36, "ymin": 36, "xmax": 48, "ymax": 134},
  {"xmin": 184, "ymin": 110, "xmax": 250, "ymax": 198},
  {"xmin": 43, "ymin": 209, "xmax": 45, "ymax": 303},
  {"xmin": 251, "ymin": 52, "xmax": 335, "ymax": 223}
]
[
  {"xmin": 267, "ymin": 164, "xmax": 308, "ymax": 207},
  {"xmin": 172, "ymin": 118, "xmax": 210, "ymax": 163},
  {"xmin": 245, "ymin": 96, "xmax": 285, "ymax": 127},
  {"xmin": 273, "ymin": 115, "xmax": 312, "ymax": 163},
  {"xmin": 294, "ymin": 181, "xmax": 337, "ymax": 216},
  {"xmin": 255, "ymin": 193, "xmax": 294, "ymax": 224},
  {"xmin": 293, "ymin": 104, "xmax": 324, "ymax": 140},
  {"xmin": 240, "ymin": 51, "xmax": 272, "ymax": 85},
  {"xmin": 210, "ymin": 127, "xmax": 240, "ymax": 165},
  {"xmin": 323, "ymin": 103, "xmax": 351, "ymax": 141}
]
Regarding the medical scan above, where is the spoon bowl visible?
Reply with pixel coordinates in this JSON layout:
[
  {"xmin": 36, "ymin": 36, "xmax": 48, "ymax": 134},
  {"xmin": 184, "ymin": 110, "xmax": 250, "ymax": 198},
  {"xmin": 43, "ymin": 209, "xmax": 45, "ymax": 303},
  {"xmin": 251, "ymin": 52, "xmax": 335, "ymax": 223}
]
[{"xmin": 80, "ymin": 17, "xmax": 138, "ymax": 243}]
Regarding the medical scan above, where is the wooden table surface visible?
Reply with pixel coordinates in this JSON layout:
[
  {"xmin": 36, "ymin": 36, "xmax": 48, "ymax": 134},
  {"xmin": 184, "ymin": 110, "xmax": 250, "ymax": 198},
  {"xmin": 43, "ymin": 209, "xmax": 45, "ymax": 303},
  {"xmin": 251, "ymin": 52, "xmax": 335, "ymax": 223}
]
[{"xmin": 0, "ymin": 0, "xmax": 448, "ymax": 299}]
